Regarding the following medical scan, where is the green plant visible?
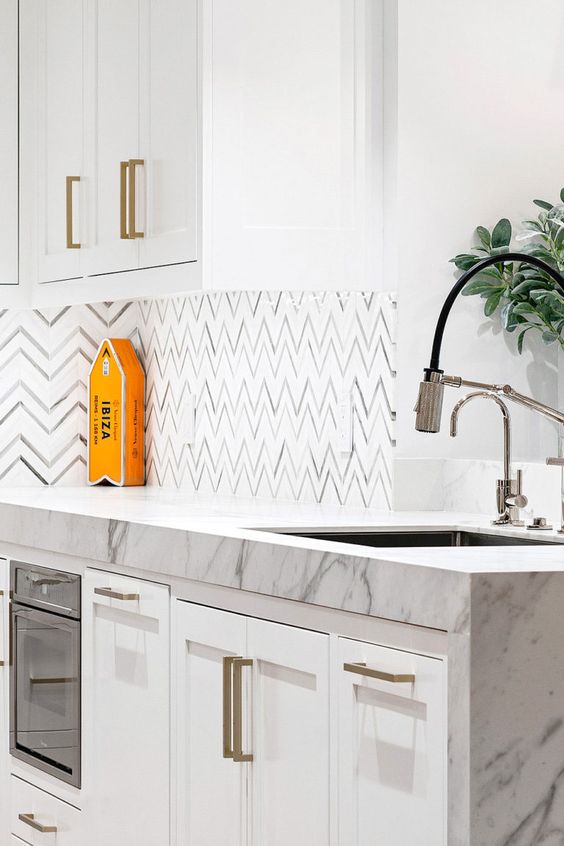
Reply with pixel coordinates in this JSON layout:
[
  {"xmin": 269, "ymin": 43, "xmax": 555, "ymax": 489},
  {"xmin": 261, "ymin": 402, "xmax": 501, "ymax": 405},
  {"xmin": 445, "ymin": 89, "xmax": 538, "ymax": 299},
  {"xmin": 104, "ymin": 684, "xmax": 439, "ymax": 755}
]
[{"xmin": 451, "ymin": 189, "xmax": 564, "ymax": 353}]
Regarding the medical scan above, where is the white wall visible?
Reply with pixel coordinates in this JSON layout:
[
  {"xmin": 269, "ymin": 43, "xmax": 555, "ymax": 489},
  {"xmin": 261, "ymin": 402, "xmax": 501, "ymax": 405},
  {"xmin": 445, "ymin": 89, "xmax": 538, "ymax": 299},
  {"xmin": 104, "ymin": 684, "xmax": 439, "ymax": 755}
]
[{"xmin": 395, "ymin": 0, "xmax": 564, "ymax": 463}]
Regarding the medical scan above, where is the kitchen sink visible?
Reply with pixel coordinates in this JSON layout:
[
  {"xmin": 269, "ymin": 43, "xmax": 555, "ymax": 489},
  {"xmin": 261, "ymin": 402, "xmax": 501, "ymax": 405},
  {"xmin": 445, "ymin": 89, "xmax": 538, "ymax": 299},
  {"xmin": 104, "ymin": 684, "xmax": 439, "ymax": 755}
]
[{"xmin": 283, "ymin": 529, "xmax": 558, "ymax": 547}]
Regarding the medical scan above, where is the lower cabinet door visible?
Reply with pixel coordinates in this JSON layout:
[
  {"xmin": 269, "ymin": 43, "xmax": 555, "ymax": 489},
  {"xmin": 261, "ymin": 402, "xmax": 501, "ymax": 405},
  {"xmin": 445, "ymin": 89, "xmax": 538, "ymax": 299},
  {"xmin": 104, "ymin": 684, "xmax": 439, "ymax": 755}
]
[
  {"xmin": 11, "ymin": 776, "xmax": 82, "ymax": 846},
  {"xmin": 338, "ymin": 638, "xmax": 446, "ymax": 846},
  {"xmin": 175, "ymin": 601, "xmax": 248, "ymax": 846},
  {"xmin": 83, "ymin": 570, "xmax": 170, "ymax": 846},
  {"xmin": 247, "ymin": 618, "xmax": 330, "ymax": 846}
]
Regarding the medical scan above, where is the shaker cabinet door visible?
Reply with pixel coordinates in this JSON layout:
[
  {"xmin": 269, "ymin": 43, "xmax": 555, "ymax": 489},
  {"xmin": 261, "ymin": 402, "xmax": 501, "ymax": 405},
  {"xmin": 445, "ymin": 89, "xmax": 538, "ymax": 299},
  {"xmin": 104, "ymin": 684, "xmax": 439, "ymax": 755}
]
[
  {"xmin": 83, "ymin": 0, "xmax": 140, "ymax": 276},
  {"xmin": 0, "ymin": 0, "xmax": 18, "ymax": 290},
  {"xmin": 138, "ymin": 0, "xmax": 198, "ymax": 270},
  {"xmin": 247, "ymin": 618, "xmax": 331, "ymax": 846},
  {"xmin": 175, "ymin": 601, "xmax": 248, "ymax": 846},
  {"xmin": 338, "ymin": 638, "xmax": 447, "ymax": 846},
  {"xmin": 19, "ymin": 0, "xmax": 85, "ymax": 285},
  {"xmin": 83, "ymin": 570, "xmax": 170, "ymax": 846}
]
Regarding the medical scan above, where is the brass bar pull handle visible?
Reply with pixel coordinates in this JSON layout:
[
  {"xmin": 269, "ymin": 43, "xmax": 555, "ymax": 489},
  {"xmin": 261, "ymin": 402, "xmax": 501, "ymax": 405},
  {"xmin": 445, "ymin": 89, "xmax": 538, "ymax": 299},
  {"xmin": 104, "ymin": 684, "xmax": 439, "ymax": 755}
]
[
  {"xmin": 66, "ymin": 176, "xmax": 81, "ymax": 249},
  {"xmin": 128, "ymin": 158, "xmax": 145, "ymax": 239},
  {"xmin": 223, "ymin": 656, "xmax": 236, "ymax": 758},
  {"xmin": 233, "ymin": 657, "xmax": 253, "ymax": 763},
  {"xmin": 30, "ymin": 676, "xmax": 77, "ymax": 685},
  {"xmin": 344, "ymin": 662, "xmax": 415, "ymax": 684},
  {"xmin": 94, "ymin": 587, "xmax": 140, "ymax": 601},
  {"xmin": 120, "ymin": 161, "xmax": 129, "ymax": 239},
  {"xmin": 19, "ymin": 813, "xmax": 58, "ymax": 834}
]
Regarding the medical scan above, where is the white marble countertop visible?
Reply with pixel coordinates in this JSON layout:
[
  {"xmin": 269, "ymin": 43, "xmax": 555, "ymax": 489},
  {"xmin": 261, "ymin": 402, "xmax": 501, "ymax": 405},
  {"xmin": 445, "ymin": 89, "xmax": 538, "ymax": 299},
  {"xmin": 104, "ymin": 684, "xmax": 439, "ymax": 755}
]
[{"xmin": 0, "ymin": 486, "xmax": 563, "ymax": 574}]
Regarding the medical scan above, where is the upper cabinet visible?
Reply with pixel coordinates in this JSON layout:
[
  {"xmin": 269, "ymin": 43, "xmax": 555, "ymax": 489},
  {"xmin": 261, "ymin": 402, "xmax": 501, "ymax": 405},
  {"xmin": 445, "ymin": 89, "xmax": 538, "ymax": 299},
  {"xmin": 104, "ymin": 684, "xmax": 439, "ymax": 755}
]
[
  {"xmin": 0, "ymin": 0, "xmax": 19, "ymax": 300},
  {"xmin": 19, "ymin": 0, "xmax": 200, "ymax": 306},
  {"xmin": 204, "ymin": 0, "xmax": 383, "ymax": 291}
]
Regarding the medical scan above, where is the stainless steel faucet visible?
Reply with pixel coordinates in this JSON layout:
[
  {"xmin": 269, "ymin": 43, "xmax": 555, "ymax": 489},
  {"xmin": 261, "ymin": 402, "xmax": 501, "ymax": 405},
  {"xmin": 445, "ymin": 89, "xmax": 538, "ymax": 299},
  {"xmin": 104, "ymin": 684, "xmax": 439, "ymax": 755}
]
[{"xmin": 450, "ymin": 391, "xmax": 528, "ymax": 525}]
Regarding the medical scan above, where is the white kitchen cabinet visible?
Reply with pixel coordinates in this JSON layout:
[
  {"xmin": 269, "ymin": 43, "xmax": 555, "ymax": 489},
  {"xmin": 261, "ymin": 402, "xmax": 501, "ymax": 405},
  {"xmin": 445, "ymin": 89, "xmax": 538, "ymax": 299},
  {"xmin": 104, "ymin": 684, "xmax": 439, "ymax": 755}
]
[
  {"xmin": 83, "ymin": 570, "xmax": 170, "ymax": 846},
  {"xmin": 174, "ymin": 601, "xmax": 331, "ymax": 846},
  {"xmin": 175, "ymin": 602, "xmax": 248, "ymax": 846},
  {"xmin": 19, "ymin": 0, "xmax": 86, "ymax": 288},
  {"xmin": 19, "ymin": 0, "xmax": 199, "ymax": 306},
  {"xmin": 338, "ymin": 637, "xmax": 446, "ymax": 846},
  {"xmin": 83, "ymin": 0, "xmax": 199, "ymax": 287},
  {"xmin": 10, "ymin": 776, "xmax": 83, "ymax": 846},
  {"xmin": 204, "ymin": 0, "xmax": 382, "ymax": 290},
  {"xmin": 0, "ymin": 560, "xmax": 9, "ymax": 846},
  {"xmin": 0, "ymin": 0, "xmax": 19, "ymax": 296}
]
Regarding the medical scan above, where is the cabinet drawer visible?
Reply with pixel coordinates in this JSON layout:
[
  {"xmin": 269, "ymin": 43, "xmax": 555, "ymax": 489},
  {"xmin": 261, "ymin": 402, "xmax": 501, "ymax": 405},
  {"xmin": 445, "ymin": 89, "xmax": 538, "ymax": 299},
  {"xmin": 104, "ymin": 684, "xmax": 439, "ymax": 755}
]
[
  {"xmin": 87, "ymin": 570, "xmax": 168, "ymax": 618},
  {"xmin": 11, "ymin": 777, "xmax": 81, "ymax": 845}
]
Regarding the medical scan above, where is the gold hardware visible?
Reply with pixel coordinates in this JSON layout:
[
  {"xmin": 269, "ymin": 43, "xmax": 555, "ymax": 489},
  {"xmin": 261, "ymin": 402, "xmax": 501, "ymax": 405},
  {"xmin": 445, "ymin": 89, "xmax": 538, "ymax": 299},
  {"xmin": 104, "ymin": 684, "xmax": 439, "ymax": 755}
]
[
  {"xmin": 128, "ymin": 159, "xmax": 145, "ymax": 238},
  {"xmin": 343, "ymin": 662, "xmax": 415, "ymax": 684},
  {"xmin": 120, "ymin": 161, "xmax": 129, "ymax": 239},
  {"xmin": 30, "ymin": 676, "xmax": 77, "ymax": 685},
  {"xmin": 223, "ymin": 656, "xmax": 236, "ymax": 758},
  {"xmin": 0, "ymin": 590, "xmax": 4, "ymax": 666},
  {"xmin": 19, "ymin": 813, "xmax": 58, "ymax": 834},
  {"xmin": 94, "ymin": 587, "xmax": 140, "ymax": 601},
  {"xmin": 66, "ymin": 176, "xmax": 81, "ymax": 249},
  {"xmin": 233, "ymin": 657, "xmax": 253, "ymax": 762}
]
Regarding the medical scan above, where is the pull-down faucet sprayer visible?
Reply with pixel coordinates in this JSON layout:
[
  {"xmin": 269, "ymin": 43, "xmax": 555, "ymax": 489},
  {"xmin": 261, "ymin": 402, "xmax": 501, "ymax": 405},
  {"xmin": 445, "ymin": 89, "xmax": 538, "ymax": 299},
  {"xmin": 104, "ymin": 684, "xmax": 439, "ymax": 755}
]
[{"xmin": 414, "ymin": 252, "xmax": 564, "ymax": 434}]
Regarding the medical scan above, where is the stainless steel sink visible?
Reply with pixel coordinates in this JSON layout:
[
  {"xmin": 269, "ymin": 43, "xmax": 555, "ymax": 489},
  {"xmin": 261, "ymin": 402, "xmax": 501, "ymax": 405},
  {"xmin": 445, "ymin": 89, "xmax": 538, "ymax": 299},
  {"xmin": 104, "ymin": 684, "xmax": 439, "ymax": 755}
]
[{"xmin": 283, "ymin": 530, "xmax": 557, "ymax": 547}]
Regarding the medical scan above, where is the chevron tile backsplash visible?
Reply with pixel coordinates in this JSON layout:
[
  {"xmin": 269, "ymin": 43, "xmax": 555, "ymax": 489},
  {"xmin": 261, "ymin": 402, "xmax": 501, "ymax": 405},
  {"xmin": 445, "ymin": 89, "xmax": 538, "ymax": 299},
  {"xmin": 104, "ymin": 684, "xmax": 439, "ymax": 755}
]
[{"xmin": 0, "ymin": 291, "xmax": 396, "ymax": 507}]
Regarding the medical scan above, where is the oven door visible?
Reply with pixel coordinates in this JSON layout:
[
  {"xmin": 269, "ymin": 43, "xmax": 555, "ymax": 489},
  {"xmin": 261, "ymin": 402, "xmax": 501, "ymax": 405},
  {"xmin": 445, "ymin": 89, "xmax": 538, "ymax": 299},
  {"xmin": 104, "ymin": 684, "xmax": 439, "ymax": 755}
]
[{"xmin": 10, "ymin": 604, "xmax": 81, "ymax": 787}]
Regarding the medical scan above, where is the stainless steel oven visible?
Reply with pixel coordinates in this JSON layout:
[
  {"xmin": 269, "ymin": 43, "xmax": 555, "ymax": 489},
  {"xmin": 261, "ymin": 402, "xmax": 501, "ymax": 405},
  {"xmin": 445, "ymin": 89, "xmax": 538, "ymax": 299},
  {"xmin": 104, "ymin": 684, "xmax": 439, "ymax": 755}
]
[{"xmin": 10, "ymin": 561, "xmax": 81, "ymax": 787}]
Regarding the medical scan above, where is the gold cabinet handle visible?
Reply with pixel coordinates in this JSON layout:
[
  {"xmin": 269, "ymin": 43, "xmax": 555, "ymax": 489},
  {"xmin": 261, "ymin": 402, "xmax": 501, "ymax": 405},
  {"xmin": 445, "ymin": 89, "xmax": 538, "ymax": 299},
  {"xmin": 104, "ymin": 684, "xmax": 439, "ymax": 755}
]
[
  {"xmin": 120, "ymin": 161, "xmax": 129, "ymax": 239},
  {"xmin": 222, "ymin": 656, "xmax": 235, "ymax": 758},
  {"xmin": 233, "ymin": 657, "xmax": 253, "ymax": 762},
  {"xmin": 94, "ymin": 587, "xmax": 140, "ymax": 601},
  {"xmin": 66, "ymin": 175, "xmax": 81, "ymax": 249},
  {"xmin": 128, "ymin": 158, "xmax": 145, "ymax": 239},
  {"xmin": 19, "ymin": 813, "xmax": 58, "ymax": 834},
  {"xmin": 30, "ymin": 676, "xmax": 77, "ymax": 685},
  {"xmin": 344, "ymin": 662, "xmax": 415, "ymax": 684}
]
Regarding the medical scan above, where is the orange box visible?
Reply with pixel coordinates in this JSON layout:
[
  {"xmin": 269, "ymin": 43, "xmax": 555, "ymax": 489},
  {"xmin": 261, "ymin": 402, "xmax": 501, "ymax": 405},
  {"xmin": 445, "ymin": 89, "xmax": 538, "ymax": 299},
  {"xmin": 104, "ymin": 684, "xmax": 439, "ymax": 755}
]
[{"xmin": 88, "ymin": 338, "xmax": 145, "ymax": 486}]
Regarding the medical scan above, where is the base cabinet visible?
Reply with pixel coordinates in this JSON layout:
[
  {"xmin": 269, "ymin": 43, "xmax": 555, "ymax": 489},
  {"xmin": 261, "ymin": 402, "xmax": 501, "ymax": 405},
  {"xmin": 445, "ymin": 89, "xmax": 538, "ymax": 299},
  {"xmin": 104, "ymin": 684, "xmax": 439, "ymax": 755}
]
[
  {"xmin": 83, "ymin": 570, "xmax": 170, "ymax": 846},
  {"xmin": 175, "ymin": 601, "xmax": 331, "ymax": 846},
  {"xmin": 338, "ymin": 638, "xmax": 446, "ymax": 846}
]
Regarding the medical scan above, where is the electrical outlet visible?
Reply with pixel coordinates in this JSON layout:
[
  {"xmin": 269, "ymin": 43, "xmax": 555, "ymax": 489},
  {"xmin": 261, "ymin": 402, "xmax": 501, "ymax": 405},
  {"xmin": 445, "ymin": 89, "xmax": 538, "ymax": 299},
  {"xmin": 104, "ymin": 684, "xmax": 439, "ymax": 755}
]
[
  {"xmin": 180, "ymin": 394, "xmax": 196, "ymax": 445},
  {"xmin": 337, "ymin": 392, "xmax": 353, "ymax": 453}
]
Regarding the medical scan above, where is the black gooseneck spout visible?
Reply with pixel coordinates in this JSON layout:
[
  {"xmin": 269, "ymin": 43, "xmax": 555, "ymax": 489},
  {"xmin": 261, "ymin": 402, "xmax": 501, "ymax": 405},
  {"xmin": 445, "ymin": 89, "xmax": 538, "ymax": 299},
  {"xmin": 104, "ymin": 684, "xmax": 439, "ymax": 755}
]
[
  {"xmin": 415, "ymin": 252, "xmax": 564, "ymax": 434},
  {"xmin": 428, "ymin": 252, "xmax": 564, "ymax": 373}
]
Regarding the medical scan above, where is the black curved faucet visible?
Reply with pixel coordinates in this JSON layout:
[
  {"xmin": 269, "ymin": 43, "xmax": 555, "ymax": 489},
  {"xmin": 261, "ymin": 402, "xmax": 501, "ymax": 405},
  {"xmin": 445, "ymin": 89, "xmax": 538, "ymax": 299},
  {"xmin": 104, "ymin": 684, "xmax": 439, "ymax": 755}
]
[{"xmin": 415, "ymin": 252, "xmax": 564, "ymax": 434}]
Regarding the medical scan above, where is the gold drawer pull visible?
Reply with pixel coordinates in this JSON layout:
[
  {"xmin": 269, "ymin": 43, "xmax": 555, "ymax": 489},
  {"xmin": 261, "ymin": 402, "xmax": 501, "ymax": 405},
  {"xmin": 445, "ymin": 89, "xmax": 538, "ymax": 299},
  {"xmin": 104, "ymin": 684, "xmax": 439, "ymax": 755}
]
[
  {"xmin": 30, "ymin": 676, "xmax": 77, "ymax": 685},
  {"xmin": 344, "ymin": 662, "xmax": 415, "ymax": 684},
  {"xmin": 120, "ymin": 161, "xmax": 129, "ymax": 239},
  {"xmin": 233, "ymin": 657, "xmax": 253, "ymax": 763},
  {"xmin": 0, "ymin": 589, "xmax": 4, "ymax": 666},
  {"xmin": 94, "ymin": 587, "xmax": 140, "ymax": 601},
  {"xmin": 19, "ymin": 813, "xmax": 58, "ymax": 834},
  {"xmin": 66, "ymin": 175, "xmax": 81, "ymax": 249},
  {"xmin": 128, "ymin": 158, "xmax": 145, "ymax": 239},
  {"xmin": 222, "ymin": 656, "xmax": 236, "ymax": 758}
]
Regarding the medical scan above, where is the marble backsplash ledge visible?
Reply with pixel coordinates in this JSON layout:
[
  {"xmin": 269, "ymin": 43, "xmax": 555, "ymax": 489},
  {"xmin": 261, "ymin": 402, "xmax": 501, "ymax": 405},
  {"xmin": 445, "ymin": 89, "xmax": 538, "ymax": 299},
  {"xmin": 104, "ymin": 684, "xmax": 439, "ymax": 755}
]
[{"xmin": 0, "ymin": 291, "xmax": 396, "ymax": 509}]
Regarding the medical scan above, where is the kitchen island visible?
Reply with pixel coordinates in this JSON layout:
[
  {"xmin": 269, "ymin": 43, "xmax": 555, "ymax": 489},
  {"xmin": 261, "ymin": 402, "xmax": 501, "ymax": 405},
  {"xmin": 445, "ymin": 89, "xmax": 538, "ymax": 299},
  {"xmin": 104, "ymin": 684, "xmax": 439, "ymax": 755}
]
[{"xmin": 1, "ymin": 486, "xmax": 563, "ymax": 846}]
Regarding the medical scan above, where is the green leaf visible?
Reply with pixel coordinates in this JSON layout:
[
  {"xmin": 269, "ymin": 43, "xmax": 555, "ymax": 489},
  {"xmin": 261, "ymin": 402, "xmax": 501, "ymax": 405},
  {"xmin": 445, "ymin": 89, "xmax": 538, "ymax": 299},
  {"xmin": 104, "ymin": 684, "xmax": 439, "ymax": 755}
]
[
  {"xmin": 517, "ymin": 326, "xmax": 533, "ymax": 354},
  {"xmin": 462, "ymin": 280, "xmax": 501, "ymax": 296},
  {"xmin": 450, "ymin": 254, "xmax": 481, "ymax": 272},
  {"xmin": 491, "ymin": 218, "xmax": 512, "ymax": 248},
  {"xmin": 476, "ymin": 226, "xmax": 491, "ymax": 250},
  {"xmin": 542, "ymin": 330, "xmax": 558, "ymax": 345},
  {"xmin": 560, "ymin": 188, "xmax": 564, "ymax": 204},
  {"xmin": 484, "ymin": 291, "xmax": 502, "ymax": 316},
  {"xmin": 534, "ymin": 199, "xmax": 555, "ymax": 212},
  {"xmin": 512, "ymin": 302, "xmax": 537, "ymax": 316}
]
